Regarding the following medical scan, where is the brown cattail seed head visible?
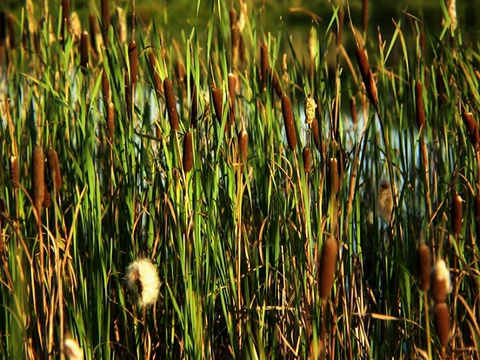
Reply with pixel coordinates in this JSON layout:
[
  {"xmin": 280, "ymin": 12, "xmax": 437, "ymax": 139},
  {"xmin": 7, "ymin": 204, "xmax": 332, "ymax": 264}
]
[
  {"xmin": 80, "ymin": 31, "xmax": 89, "ymax": 71},
  {"xmin": 418, "ymin": 243, "xmax": 431, "ymax": 291},
  {"xmin": 329, "ymin": 157, "xmax": 339, "ymax": 195},
  {"xmin": 238, "ymin": 129, "xmax": 248, "ymax": 162},
  {"xmin": 282, "ymin": 95, "xmax": 297, "ymax": 151},
  {"xmin": 211, "ymin": 86, "xmax": 224, "ymax": 127},
  {"xmin": 102, "ymin": 68, "xmax": 110, "ymax": 102},
  {"xmin": 355, "ymin": 47, "xmax": 378, "ymax": 106},
  {"xmin": 431, "ymin": 259, "xmax": 452, "ymax": 303},
  {"xmin": 303, "ymin": 147, "xmax": 311, "ymax": 173},
  {"xmin": 377, "ymin": 178, "xmax": 393, "ymax": 222},
  {"xmin": 32, "ymin": 146, "xmax": 45, "ymax": 212},
  {"xmin": 125, "ymin": 72, "xmax": 132, "ymax": 118},
  {"xmin": 128, "ymin": 41, "xmax": 138, "ymax": 86},
  {"xmin": 415, "ymin": 81, "xmax": 426, "ymax": 128},
  {"xmin": 311, "ymin": 117, "xmax": 322, "ymax": 153},
  {"xmin": 88, "ymin": 13, "xmax": 98, "ymax": 54},
  {"xmin": 461, "ymin": 109, "xmax": 480, "ymax": 150},
  {"xmin": 107, "ymin": 102, "xmax": 115, "ymax": 140},
  {"xmin": 451, "ymin": 192, "xmax": 463, "ymax": 234},
  {"xmin": 61, "ymin": 0, "xmax": 70, "ymax": 35},
  {"xmin": 164, "ymin": 78, "xmax": 180, "ymax": 132},
  {"xmin": 305, "ymin": 96, "xmax": 316, "ymax": 124},
  {"xmin": 318, "ymin": 236, "xmax": 339, "ymax": 299},
  {"xmin": 47, "ymin": 149, "xmax": 62, "ymax": 192},
  {"xmin": 228, "ymin": 73, "xmax": 236, "ymax": 125},
  {"xmin": 9, "ymin": 155, "xmax": 19, "ymax": 189},
  {"xmin": 182, "ymin": 132, "xmax": 193, "ymax": 173},
  {"xmin": 434, "ymin": 302, "xmax": 451, "ymax": 347},
  {"xmin": 101, "ymin": 0, "xmax": 110, "ymax": 42}
]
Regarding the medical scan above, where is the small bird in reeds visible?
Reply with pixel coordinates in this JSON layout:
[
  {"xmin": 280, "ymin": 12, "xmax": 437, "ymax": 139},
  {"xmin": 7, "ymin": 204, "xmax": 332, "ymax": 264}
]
[{"xmin": 377, "ymin": 178, "xmax": 393, "ymax": 223}]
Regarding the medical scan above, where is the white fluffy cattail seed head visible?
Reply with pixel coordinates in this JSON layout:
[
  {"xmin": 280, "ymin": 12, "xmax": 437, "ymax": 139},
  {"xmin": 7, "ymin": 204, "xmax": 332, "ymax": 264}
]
[
  {"xmin": 126, "ymin": 258, "xmax": 160, "ymax": 307},
  {"xmin": 64, "ymin": 337, "xmax": 83, "ymax": 360}
]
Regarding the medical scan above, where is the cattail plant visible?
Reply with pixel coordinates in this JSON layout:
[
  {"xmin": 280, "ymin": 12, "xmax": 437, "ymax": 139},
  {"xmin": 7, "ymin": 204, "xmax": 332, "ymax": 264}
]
[
  {"xmin": 311, "ymin": 117, "xmax": 322, "ymax": 153},
  {"xmin": 305, "ymin": 95, "xmax": 316, "ymax": 125},
  {"xmin": 377, "ymin": 178, "xmax": 393, "ymax": 223},
  {"xmin": 164, "ymin": 78, "xmax": 180, "ymax": 132},
  {"xmin": 362, "ymin": 0, "xmax": 369, "ymax": 34},
  {"xmin": 107, "ymin": 102, "xmax": 115, "ymax": 140},
  {"xmin": 329, "ymin": 157, "xmax": 339, "ymax": 196},
  {"xmin": 126, "ymin": 258, "xmax": 160, "ymax": 307},
  {"xmin": 9, "ymin": 155, "xmax": 19, "ymax": 189},
  {"xmin": 183, "ymin": 131, "xmax": 193, "ymax": 173},
  {"xmin": 460, "ymin": 108, "xmax": 480, "ymax": 150},
  {"xmin": 281, "ymin": 95, "xmax": 297, "ymax": 151},
  {"xmin": 318, "ymin": 236, "xmax": 339, "ymax": 300},
  {"xmin": 229, "ymin": 8, "xmax": 239, "ymax": 67},
  {"xmin": 102, "ymin": 68, "xmax": 110, "ymax": 102},
  {"xmin": 61, "ymin": 0, "xmax": 70, "ymax": 38},
  {"xmin": 149, "ymin": 51, "xmax": 163, "ymax": 97},
  {"xmin": 32, "ymin": 145, "xmax": 45, "ymax": 212},
  {"xmin": 431, "ymin": 259, "xmax": 452, "ymax": 304},
  {"xmin": 128, "ymin": 40, "xmax": 138, "ymax": 86},
  {"xmin": 80, "ymin": 31, "xmax": 89, "ymax": 72},
  {"xmin": 238, "ymin": 129, "xmax": 248, "ymax": 163},
  {"xmin": 125, "ymin": 72, "xmax": 132, "ymax": 119},
  {"xmin": 47, "ymin": 149, "xmax": 62, "ymax": 192},
  {"xmin": 64, "ymin": 336, "xmax": 83, "ymax": 360},
  {"xmin": 433, "ymin": 302, "xmax": 451, "ymax": 347},
  {"xmin": 211, "ymin": 86, "xmax": 224, "ymax": 129},
  {"xmin": 228, "ymin": 73, "xmax": 236, "ymax": 125},
  {"xmin": 415, "ymin": 81, "xmax": 426, "ymax": 128},
  {"xmin": 303, "ymin": 147, "xmax": 311, "ymax": 173},
  {"xmin": 451, "ymin": 191, "xmax": 463, "ymax": 235},
  {"xmin": 418, "ymin": 243, "xmax": 431, "ymax": 291},
  {"xmin": 355, "ymin": 47, "xmax": 378, "ymax": 106},
  {"xmin": 89, "ymin": 13, "xmax": 98, "ymax": 55}
]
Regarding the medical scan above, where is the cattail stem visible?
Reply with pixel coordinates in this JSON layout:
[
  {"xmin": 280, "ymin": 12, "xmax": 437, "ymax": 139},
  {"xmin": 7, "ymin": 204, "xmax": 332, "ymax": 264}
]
[{"xmin": 228, "ymin": 73, "xmax": 236, "ymax": 125}]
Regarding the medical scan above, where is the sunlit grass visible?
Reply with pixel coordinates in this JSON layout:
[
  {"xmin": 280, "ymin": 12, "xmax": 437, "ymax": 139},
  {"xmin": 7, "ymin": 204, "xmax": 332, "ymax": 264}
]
[{"xmin": 0, "ymin": 0, "xmax": 479, "ymax": 359}]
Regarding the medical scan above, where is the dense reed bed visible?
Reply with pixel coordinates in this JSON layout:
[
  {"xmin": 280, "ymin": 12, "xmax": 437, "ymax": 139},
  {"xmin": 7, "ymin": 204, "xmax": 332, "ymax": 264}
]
[{"xmin": 0, "ymin": 0, "xmax": 479, "ymax": 359}]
